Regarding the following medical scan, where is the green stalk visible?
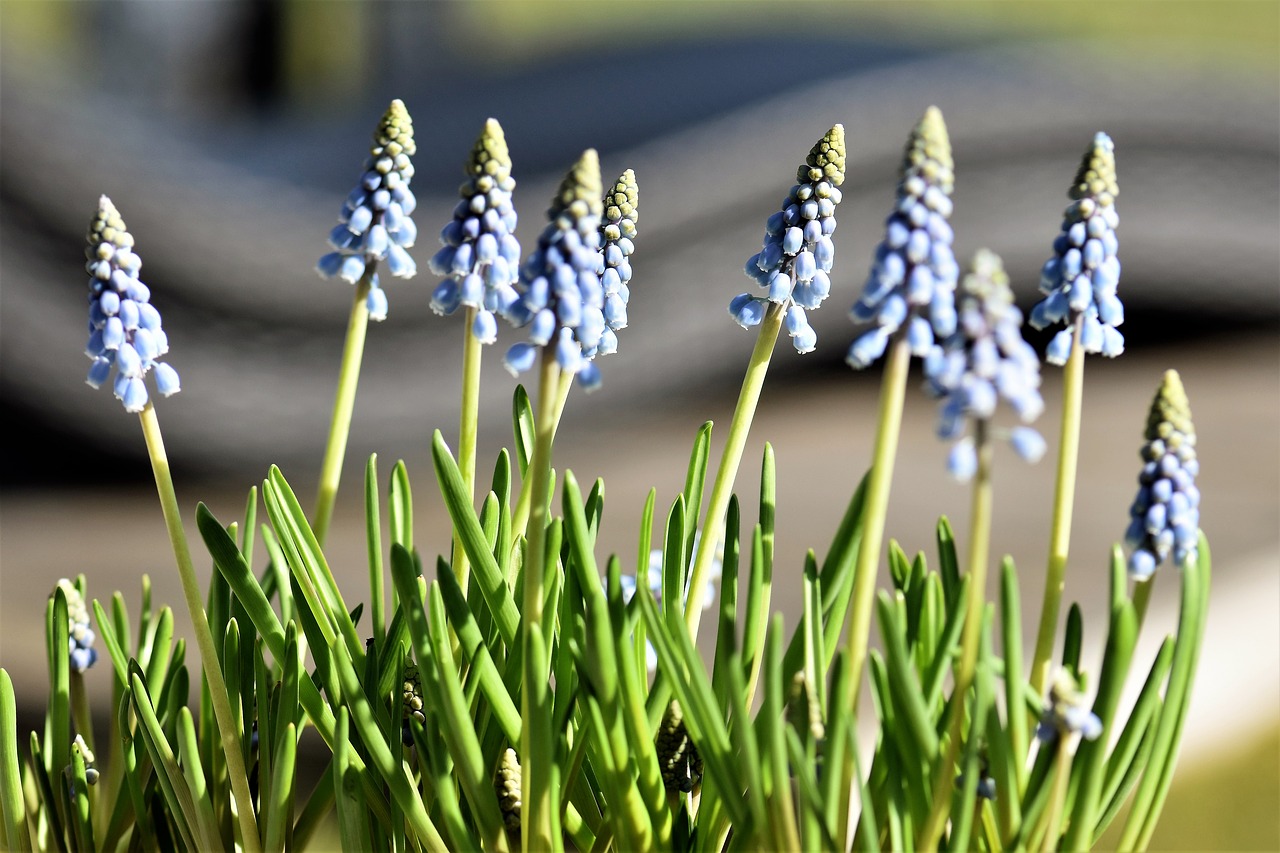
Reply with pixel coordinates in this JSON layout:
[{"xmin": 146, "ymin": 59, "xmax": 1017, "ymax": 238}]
[
  {"xmin": 1040, "ymin": 735, "xmax": 1073, "ymax": 851},
  {"xmin": 138, "ymin": 404, "xmax": 261, "ymax": 853},
  {"xmin": 919, "ymin": 420, "xmax": 994, "ymax": 850},
  {"xmin": 521, "ymin": 347, "xmax": 563, "ymax": 852},
  {"xmin": 1030, "ymin": 316, "xmax": 1085, "ymax": 698},
  {"xmin": 684, "ymin": 303, "xmax": 783, "ymax": 638},
  {"xmin": 511, "ymin": 369, "xmax": 572, "ymax": 543},
  {"xmin": 452, "ymin": 306, "xmax": 484, "ymax": 593},
  {"xmin": 312, "ymin": 272, "xmax": 374, "ymax": 546}
]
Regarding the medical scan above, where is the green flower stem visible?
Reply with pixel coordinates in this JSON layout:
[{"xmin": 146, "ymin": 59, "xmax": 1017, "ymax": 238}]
[
  {"xmin": 919, "ymin": 420, "xmax": 994, "ymax": 850},
  {"xmin": 684, "ymin": 303, "xmax": 784, "ymax": 638},
  {"xmin": 511, "ymin": 368, "xmax": 571, "ymax": 548},
  {"xmin": 312, "ymin": 273, "xmax": 374, "ymax": 546},
  {"xmin": 1040, "ymin": 734, "xmax": 1073, "ymax": 851},
  {"xmin": 1030, "ymin": 316, "xmax": 1085, "ymax": 699},
  {"xmin": 138, "ymin": 404, "xmax": 261, "ymax": 853},
  {"xmin": 521, "ymin": 346, "xmax": 564, "ymax": 852},
  {"xmin": 452, "ymin": 306, "xmax": 484, "ymax": 594},
  {"xmin": 841, "ymin": 334, "xmax": 911, "ymax": 705}
]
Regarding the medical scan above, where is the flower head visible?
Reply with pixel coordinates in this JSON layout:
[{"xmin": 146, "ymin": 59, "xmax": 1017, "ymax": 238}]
[
  {"xmin": 923, "ymin": 250, "xmax": 1045, "ymax": 480},
  {"xmin": 316, "ymin": 99, "xmax": 418, "ymax": 320},
  {"xmin": 587, "ymin": 170, "xmax": 639, "ymax": 371},
  {"xmin": 657, "ymin": 700, "xmax": 703, "ymax": 793},
  {"xmin": 503, "ymin": 149, "xmax": 608, "ymax": 388},
  {"xmin": 848, "ymin": 107, "xmax": 958, "ymax": 368},
  {"xmin": 83, "ymin": 197, "xmax": 179, "ymax": 414},
  {"xmin": 54, "ymin": 578, "xmax": 98, "ymax": 673},
  {"xmin": 1124, "ymin": 370, "xmax": 1200, "ymax": 579},
  {"xmin": 495, "ymin": 747, "xmax": 522, "ymax": 833},
  {"xmin": 1036, "ymin": 668, "xmax": 1102, "ymax": 743},
  {"xmin": 1029, "ymin": 132, "xmax": 1122, "ymax": 364},
  {"xmin": 428, "ymin": 118, "xmax": 521, "ymax": 344},
  {"xmin": 401, "ymin": 661, "xmax": 426, "ymax": 745},
  {"xmin": 731, "ymin": 124, "xmax": 845, "ymax": 354}
]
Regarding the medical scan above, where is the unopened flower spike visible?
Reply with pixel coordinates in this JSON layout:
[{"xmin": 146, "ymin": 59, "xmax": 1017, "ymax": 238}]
[
  {"xmin": 730, "ymin": 124, "xmax": 845, "ymax": 354},
  {"xmin": 657, "ymin": 700, "xmax": 703, "ymax": 793},
  {"xmin": 316, "ymin": 98, "xmax": 418, "ymax": 320},
  {"xmin": 1124, "ymin": 369, "xmax": 1200, "ymax": 579},
  {"xmin": 577, "ymin": 168, "xmax": 639, "ymax": 390},
  {"xmin": 84, "ymin": 196, "xmax": 180, "ymax": 413},
  {"xmin": 503, "ymin": 149, "xmax": 607, "ymax": 387},
  {"xmin": 54, "ymin": 578, "xmax": 98, "ymax": 673},
  {"xmin": 1036, "ymin": 668, "xmax": 1103, "ymax": 743},
  {"xmin": 848, "ymin": 106, "xmax": 959, "ymax": 368},
  {"xmin": 401, "ymin": 661, "xmax": 426, "ymax": 746},
  {"xmin": 428, "ymin": 118, "xmax": 521, "ymax": 343},
  {"xmin": 923, "ymin": 249, "xmax": 1046, "ymax": 480},
  {"xmin": 1029, "ymin": 132, "xmax": 1122, "ymax": 363}
]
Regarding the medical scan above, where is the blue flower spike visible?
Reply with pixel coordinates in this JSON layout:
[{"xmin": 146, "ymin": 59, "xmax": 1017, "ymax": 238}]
[
  {"xmin": 730, "ymin": 124, "xmax": 845, "ymax": 353},
  {"xmin": 429, "ymin": 118, "xmax": 521, "ymax": 343},
  {"xmin": 316, "ymin": 98, "xmax": 417, "ymax": 320},
  {"xmin": 848, "ymin": 106, "xmax": 958, "ymax": 369},
  {"xmin": 503, "ymin": 149, "xmax": 607, "ymax": 389},
  {"xmin": 924, "ymin": 249, "xmax": 1045, "ymax": 481},
  {"xmin": 1029, "ymin": 132, "xmax": 1122, "ymax": 364},
  {"xmin": 84, "ymin": 196, "xmax": 180, "ymax": 413},
  {"xmin": 55, "ymin": 578, "xmax": 98, "ymax": 673},
  {"xmin": 1124, "ymin": 369, "xmax": 1200, "ymax": 580},
  {"xmin": 596, "ymin": 169, "xmax": 639, "ymax": 358},
  {"xmin": 1036, "ymin": 668, "xmax": 1102, "ymax": 744}
]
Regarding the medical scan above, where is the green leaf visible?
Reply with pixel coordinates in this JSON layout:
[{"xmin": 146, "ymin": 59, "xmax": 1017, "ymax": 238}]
[
  {"xmin": 1062, "ymin": 602, "xmax": 1083, "ymax": 680},
  {"xmin": 262, "ymin": 720, "xmax": 297, "ymax": 853},
  {"xmin": 364, "ymin": 454, "xmax": 387, "ymax": 650},
  {"xmin": 681, "ymin": 421, "xmax": 713, "ymax": 566},
  {"xmin": 389, "ymin": 458, "xmax": 413, "ymax": 553},
  {"xmin": 661, "ymin": 496, "xmax": 687, "ymax": 631},
  {"xmin": 332, "ymin": 708, "xmax": 373, "ymax": 852},
  {"xmin": 513, "ymin": 384, "xmax": 535, "ymax": 476},
  {"xmin": 999, "ymin": 556, "xmax": 1029, "ymax": 795},
  {"xmin": 44, "ymin": 589, "xmax": 71, "ymax": 788},
  {"xmin": 128, "ymin": 672, "xmax": 210, "ymax": 852},
  {"xmin": 0, "ymin": 670, "xmax": 30, "ymax": 852},
  {"xmin": 877, "ymin": 592, "xmax": 938, "ymax": 763},
  {"xmin": 760, "ymin": 616, "xmax": 801, "ymax": 853},
  {"xmin": 936, "ymin": 516, "xmax": 962, "ymax": 612}
]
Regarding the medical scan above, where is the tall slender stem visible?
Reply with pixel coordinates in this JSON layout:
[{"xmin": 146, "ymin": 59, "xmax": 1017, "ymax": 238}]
[
  {"xmin": 139, "ymin": 405, "xmax": 261, "ymax": 853},
  {"xmin": 919, "ymin": 420, "xmax": 994, "ymax": 850},
  {"xmin": 453, "ymin": 307, "xmax": 483, "ymax": 593},
  {"xmin": 1030, "ymin": 316, "xmax": 1085, "ymax": 698},
  {"xmin": 683, "ymin": 304, "xmax": 784, "ymax": 638},
  {"xmin": 313, "ymin": 273, "xmax": 373, "ymax": 546},
  {"xmin": 521, "ymin": 348, "xmax": 562, "ymax": 852}
]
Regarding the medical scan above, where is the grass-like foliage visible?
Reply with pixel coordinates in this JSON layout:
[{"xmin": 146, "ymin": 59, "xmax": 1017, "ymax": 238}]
[{"xmin": 0, "ymin": 103, "xmax": 1209, "ymax": 852}]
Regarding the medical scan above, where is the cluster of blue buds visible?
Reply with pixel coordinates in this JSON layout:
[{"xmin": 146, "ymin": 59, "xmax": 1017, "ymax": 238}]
[
  {"xmin": 316, "ymin": 99, "xmax": 417, "ymax": 320},
  {"xmin": 730, "ymin": 124, "xmax": 846, "ymax": 354},
  {"xmin": 504, "ymin": 149, "xmax": 611, "ymax": 388},
  {"xmin": 1029, "ymin": 132, "xmax": 1123, "ymax": 364},
  {"xmin": 1124, "ymin": 370, "xmax": 1200, "ymax": 579},
  {"xmin": 1036, "ymin": 668, "xmax": 1102, "ymax": 743},
  {"xmin": 84, "ymin": 196, "xmax": 180, "ymax": 413},
  {"xmin": 584, "ymin": 168, "xmax": 639, "ymax": 389},
  {"xmin": 923, "ymin": 250, "xmax": 1046, "ymax": 480},
  {"xmin": 55, "ymin": 578, "xmax": 98, "ymax": 673},
  {"xmin": 848, "ymin": 106, "xmax": 959, "ymax": 369},
  {"xmin": 428, "ymin": 118, "xmax": 521, "ymax": 344}
]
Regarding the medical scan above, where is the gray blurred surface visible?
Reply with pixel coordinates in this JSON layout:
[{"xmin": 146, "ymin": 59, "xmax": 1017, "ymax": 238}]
[{"xmin": 1, "ymin": 0, "xmax": 1277, "ymax": 795}]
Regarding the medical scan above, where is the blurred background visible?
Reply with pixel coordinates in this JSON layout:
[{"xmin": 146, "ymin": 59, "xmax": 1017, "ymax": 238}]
[{"xmin": 2, "ymin": 1, "xmax": 1277, "ymax": 847}]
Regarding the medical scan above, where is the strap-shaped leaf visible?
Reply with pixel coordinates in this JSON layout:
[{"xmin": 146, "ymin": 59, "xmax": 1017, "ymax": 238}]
[
  {"xmin": 0, "ymin": 670, "xmax": 31, "ymax": 852},
  {"xmin": 128, "ymin": 672, "xmax": 209, "ymax": 852}
]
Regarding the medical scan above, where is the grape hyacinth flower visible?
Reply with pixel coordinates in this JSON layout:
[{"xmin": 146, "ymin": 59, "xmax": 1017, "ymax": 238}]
[
  {"xmin": 1029, "ymin": 132, "xmax": 1123, "ymax": 364},
  {"xmin": 923, "ymin": 249, "xmax": 1046, "ymax": 480},
  {"xmin": 730, "ymin": 124, "xmax": 845, "ymax": 354},
  {"xmin": 83, "ymin": 196, "xmax": 180, "ymax": 414},
  {"xmin": 316, "ymin": 98, "xmax": 417, "ymax": 319},
  {"xmin": 578, "ymin": 169, "xmax": 639, "ymax": 390},
  {"xmin": 503, "ymin": 149, "xmax": 609, "ymax": 389},
  {"xmin": 55, "ymin": 578, "xmax": 98, "ymax": 673},
  {"xmin": 1124, "ymin": 370, "xmax": 1200, "ymax": 579},
  {"xmin": 1036, "ymin": 668, "xmax": 1103, "ymax": 743},
  {"xmin": 428, "ymin": 118, "xmax": 521, "ymax": 343},
  {"xmin": 848, "ymin": 106, "xmax": 958, "ymax": 369}
]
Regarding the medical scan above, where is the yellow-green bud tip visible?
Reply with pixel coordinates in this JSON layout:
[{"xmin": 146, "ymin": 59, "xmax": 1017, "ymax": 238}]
[
  {"xmin": 961, "ymin": 248, "xmax": 1014, "ymax": 310},
  {"xmin": 373, "ymin": 98, "xmax": 416, "ymax": 159},
  {"xmin": 467, "ymin": 117, "xmax": 512, "ymax": 184},
  {"xmin": 798, "ymin": 123, "xmax": 846, "ymax": 186},
  {"xmin": 1069, "ymin": 131, "xmax": 1118, "ymax": 206},
  {"xmin": 551, "ymin": 148, "xmax": 603, "ymax": 220},
  {"xmin": 605, "ymin": 168, "xmax": 638, "ymax": 225},
  {"xmin": 86, "ymin": 195, "xmax": 134, "ymax": 255},
  {"xmin": 902, "ymin": 105, "xmax": 954, "ymax": 191},
  {"xmin": 1145, "ymin": 369, "xmax": 1195, "ymax": 444}
]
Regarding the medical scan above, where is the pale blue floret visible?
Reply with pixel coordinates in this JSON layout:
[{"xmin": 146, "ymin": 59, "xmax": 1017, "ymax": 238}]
[
  {"xmin": 848, "ymin": 107, "xmax": 957, "ymax": 369},
  {"xmin": 505, "ymin": 150, "xmax": 625, "ymax": 389},
  {"xmin": 83, "ymin": 196, "xmax": 180, "ymax": 413},
  {"xmin": 428, "ymin": 119, "xmax": 522, "ymax": 344},
  {"xmin": 56, "ymin": 578, "xmax": 98, "ymax": 674},
  {"xmin": 1029, "ymin": 132, "xmax": 1123, "ymax": 364},
  {"xmin": 730, "ymin": 125, "xmax": 845, "ymax": 354},
  {"xmin": 923, "ymin": 250, "xmax": 1044, "ymax": 481},
  {"xmin": 316, "ymin": 100, "xmax": 417, "ymax": 320},
  {"xmin": 1036, "ymin": 669, "xmax": 1103, "ymax": 743},
  {"xmin": 1125, "ymin": 371, "xmax": 1199, "ymax": 579}
]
